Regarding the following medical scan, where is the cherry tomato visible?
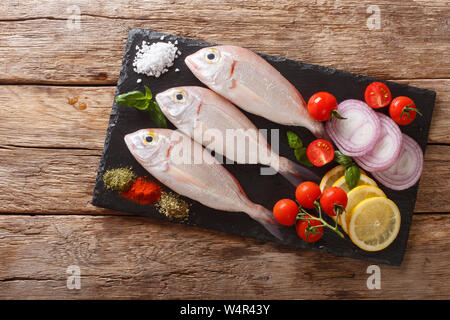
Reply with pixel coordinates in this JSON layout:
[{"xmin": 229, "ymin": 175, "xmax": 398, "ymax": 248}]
[
  {"xmin": 296, "ymin": 218, "xmax": 324, "ymax": 242},
  {"xmin": 273, "ymin": 199, "xmax": 299, "ymax": 226},
  {"xmin": 295, "ymin": 182, "xmax": 321, "ymax": 209},
  {"xmin": 364, "ymin": 82, "xmax": 392, "ymax": 109},
  {"xmin": 306, "ymin": 139, "xmax": 335, "ymax": 167},
  {"xmin": 320, "ymin": 187, "xmax": 348, "ymax": 217},
  {"xmin": 389, "ymin": 96, "xmax": 422, "ymax": 126},
  {"xmin": 307, "ymin": 92, "xmax": 338, "ymax": 121}
]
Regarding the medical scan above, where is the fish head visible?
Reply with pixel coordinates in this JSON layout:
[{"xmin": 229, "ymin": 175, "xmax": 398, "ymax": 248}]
[
  {"xmin": 155, "ymin": 87, "xmax": 201, "ymax": 127},
  {"xmin": 124, "ymin": 128, "xmax": 172, "ymax": 169},
  {"xmin": 185, "ymin": 47, "xmax": 234, "ymax": 86}
]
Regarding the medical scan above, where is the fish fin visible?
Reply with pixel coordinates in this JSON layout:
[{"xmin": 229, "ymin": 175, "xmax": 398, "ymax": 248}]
[
  {"xmin": 246, "ymin": 204, "xmax": 284, "ymax": 241},
  {"xmin": 278, "ymin": 156, "xmax": 320, "ymax": 187}
]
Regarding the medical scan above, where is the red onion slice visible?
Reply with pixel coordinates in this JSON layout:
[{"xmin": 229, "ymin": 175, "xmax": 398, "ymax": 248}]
[
  {"xmin": 325, "ymin": 100, "xmax": 380, "ymax": 156},
  {"xmin": 372, "ymin": 134, "xmax": 423, "ymax": 190},
  {"xmin": 354, "ymin": 113, "xmax": 403, "ymax": 172}
]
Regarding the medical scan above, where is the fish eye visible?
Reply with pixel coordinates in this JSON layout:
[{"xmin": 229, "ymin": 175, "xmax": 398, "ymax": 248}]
[
  {"xmin": 204, "ymin": 48, "xmax": 220, "ymax": 63},
  {"xmin": 173, "ymin": 91, "xmax": 186, "ymax": 103},
  {"xmin": 143, "ymin": 131, "xmax": 157, "ymax": 145}
]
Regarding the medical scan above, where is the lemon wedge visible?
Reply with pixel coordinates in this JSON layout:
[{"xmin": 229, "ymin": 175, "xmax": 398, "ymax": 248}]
[
  {"xmin": 339, "ymin": 186, "xmax": 386, "ymax": 233},
  {"xmin": 332, "ymin": 174, "xmax": 377, "ymax": 193},
  {"xmin": 348, "ymin": 197, "xmax": 401, "ymax": 251}
]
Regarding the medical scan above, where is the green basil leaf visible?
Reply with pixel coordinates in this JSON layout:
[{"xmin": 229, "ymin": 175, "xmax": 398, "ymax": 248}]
[
  {"xmin": 147, "ymin": 101, "xmax": 168, "ymax": 128},
  {"xmin": 144, "ymin": 85, "xmax": 153, "ymax": 100},
  {"xmin": 115, "ymin": 90, "xmax": 149, "ymax": 110},
  {"xmin": 115, "ymin": 86, "xmax": 168, "ymax": 128},
  {"xmin": 345, "ymin": 165, "xmax": 360, "ymax": 190},
  {"xmin": 286, "ymin": 131, "xmax": 303, "ymax": 149},
  {"xmin": 294, "ymin": 147, "xmax": 313, "ymax": 167},
  {"xmin": 334, "ymin": 150, "xmax": 353, "ymax": 167}
]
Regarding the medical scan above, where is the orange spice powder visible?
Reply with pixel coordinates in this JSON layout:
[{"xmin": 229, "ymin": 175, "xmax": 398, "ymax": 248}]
[{"xmin": 121, "ymin": 177, "xmax": 162, "ymax": 205}]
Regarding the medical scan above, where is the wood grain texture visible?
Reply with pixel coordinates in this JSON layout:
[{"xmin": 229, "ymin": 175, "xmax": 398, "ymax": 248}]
[
  {"xmin": 0, "ymin": 213, "xmax": 449, "ymax": 299},
  {"xmin": 0, "ymin": 0, "xmax": 448, "ymax": 84}
]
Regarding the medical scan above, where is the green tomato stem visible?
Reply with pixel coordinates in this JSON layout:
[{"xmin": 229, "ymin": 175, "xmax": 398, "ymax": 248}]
[{"xmin": 296, "ymin": 201, "xmax": 345, "ymax": 239}]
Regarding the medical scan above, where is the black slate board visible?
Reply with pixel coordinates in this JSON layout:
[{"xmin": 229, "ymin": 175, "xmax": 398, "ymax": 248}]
[{"xmin": 92, "ymin": 29, "xmax": 436, "ymax": 266}]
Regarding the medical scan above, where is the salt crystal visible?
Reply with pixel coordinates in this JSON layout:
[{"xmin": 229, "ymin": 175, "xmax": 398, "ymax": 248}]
[
  {"xmin": 160, "ymin": 35, "xmax": 165, "ymax": 40},
  {"xmin": 174, "ymin": 40, "xmax": 178, "ymax": 44},
  {"xmin": 133, "ymin": 41, "xmax": 179, "ymax": 77},
  {"xmin": 137, "ymin": 78, "xmax": 142, "ymax": 83},
  {"xmin": 175, "ymin": 68, "xmax": 180, "ymax": 72}
]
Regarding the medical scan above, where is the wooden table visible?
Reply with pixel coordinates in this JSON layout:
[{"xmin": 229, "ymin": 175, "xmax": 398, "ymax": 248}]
[{"xmin": 0, "ymin": 0, "xmax": 449, "ymax": 299}]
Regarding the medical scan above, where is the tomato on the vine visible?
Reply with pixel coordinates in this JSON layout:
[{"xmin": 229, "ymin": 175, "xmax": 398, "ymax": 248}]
[
  {"xmin": 320, "ymin": 187, "xmax": 348, "ymax": 217},
  {"xmin": 307, "ymin": 92, "xmax": 339, "ymax": 121},
  {"xmin": 364, "ymin": 82, "xmax": 392, "ymax": 109},
  {"xmin": 273, "ymin": 199, "xmax": 299, "ymax": 226},
  {"xmin": 296, "ymin": 218, "xmax": 324, "ymax": 242},
  {"xmin": 306, "ymin": 139, "xmax": 335, "ymax": 167},
  {"xmin": 295, "ymin": 181, "xmax": 321, "ymax": 209},
  {"xmin": 389, "ymin": 96, "xmax": 422, "ymax": 126}
]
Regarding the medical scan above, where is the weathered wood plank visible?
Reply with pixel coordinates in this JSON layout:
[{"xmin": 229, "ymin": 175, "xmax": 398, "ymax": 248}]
[
  {"xmin": 0, "ymin": 0, "xmax": 448, "ymax": 83},
  {"xmin": 0, "ymin": 213, "xmax": 449, "ymax": 299},
  {"xmin": 0, "ymin": 144, "xmax": 448, "ymax": 214},
  {"xmin": 0, "ymin": 81, "xmax": 447, "ymax": 150},
  {"xmin": 0, "ymin": 86, "xmax": 114, "ymax": 150},
  {"xmin": 0, "ymin": 147, "xmax": 113, "ymax": 214}
]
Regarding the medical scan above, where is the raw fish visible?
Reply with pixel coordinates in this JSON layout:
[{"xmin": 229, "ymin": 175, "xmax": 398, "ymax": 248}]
[
  {"xmin": 156, "ymin": 86, "xmax": 319, "ymax": 186},
  {"xmin": 185, "ymin": 45, "xmax": 325, "ymax": 137},
  {"xmin": 125, "ymin": 128, "xmax": 284, "ymax": 240}
]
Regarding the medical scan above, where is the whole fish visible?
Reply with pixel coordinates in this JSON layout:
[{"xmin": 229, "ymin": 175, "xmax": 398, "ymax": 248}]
[
  {"xmin": 155, "ymin": 86, "xmax": 319, "ymax": 186},
  {"xmin": 185, "ymin": 45, "xmax": 326, "ymax": 138},
  {"xmin": 124, "ymin": 128, "xmax": 283, "ymax": 240}
]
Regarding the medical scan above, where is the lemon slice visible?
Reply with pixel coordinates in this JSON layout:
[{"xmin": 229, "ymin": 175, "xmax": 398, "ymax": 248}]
[
  {"xmin": 332, "ymin": 174, "xmax": 377, "ymax": 193},
  {"xmin": 320, "ymin": 166, "xmax": 366, "ymax": 192},
  {"xmin": 348, "ymin": 197, "xmax": 401, "ymax": 251},
  {"xmin": 320, "ymin": 165, "xmax": 346, "ymax": 191},
  {"xmin": 340, "ymin": 186, "xmax": 386, "ymax": 233}
]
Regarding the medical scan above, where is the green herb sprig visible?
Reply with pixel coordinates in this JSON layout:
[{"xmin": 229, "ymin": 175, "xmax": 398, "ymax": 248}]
[
  {"xmin": 286, "ymin": 131, "xmax": 313, "ymax": 167},
  {"xmin": 334, "ymin": 150, "xmax": 361, "ymax": 190},
  {"xmin": 115, "ymin": 85, "xmax": 167, "ymax": 128}
]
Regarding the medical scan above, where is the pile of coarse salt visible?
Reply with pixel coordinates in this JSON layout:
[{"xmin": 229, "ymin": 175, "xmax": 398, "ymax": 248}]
[{"xmin": 133, "ymin": 40, "xmax": 181, "ymax": 78}]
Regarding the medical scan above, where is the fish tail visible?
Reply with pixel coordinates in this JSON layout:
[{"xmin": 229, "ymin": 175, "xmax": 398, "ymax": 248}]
[
  {"xmin": 278, "ymin": 156, "xmax": 320, "ymax": 187},
  {"xmin": 246, "ymin": 204, "xmax": 284, "ymax": 241}
]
